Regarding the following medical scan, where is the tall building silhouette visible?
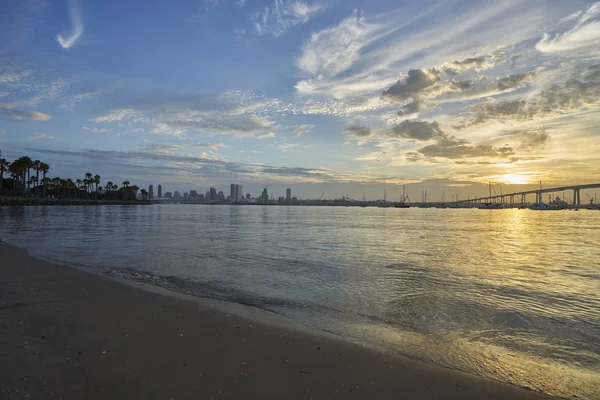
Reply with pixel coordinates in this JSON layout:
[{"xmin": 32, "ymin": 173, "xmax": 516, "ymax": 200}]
[
  {"xmin": 261, "ymin": 188, "xmax": 268, "ymax": 204},
  {"xmin": 157, "ymin": 184, "xmax": 162, "ymax": 198},
  {"xmin": 286, "ymin": 188, "xmax": 291, "ymax": 203},
  {"xmin": 149, "ymin": 184, "xmax": 154, "ymax": 200},
  {"xmin": 209, "ymin": 187, "xmax": 217, "ymax": 201},
  {"xmin": 230, "ymin": 184, "xmax": 243, "ymax": 203}
]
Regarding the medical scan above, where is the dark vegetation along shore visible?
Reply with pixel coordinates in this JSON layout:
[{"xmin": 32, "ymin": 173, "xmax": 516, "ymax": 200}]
[
  {"xmin": 0, "ymin": 151, "xmax": 150, "ymax": 205},
  {"xmin": 0, "ymin": 244, "xmax": 556, "ymax": 399},
  {"xmin": 0, "ymin": 196, "xmax": 151, "ymax": 206}
]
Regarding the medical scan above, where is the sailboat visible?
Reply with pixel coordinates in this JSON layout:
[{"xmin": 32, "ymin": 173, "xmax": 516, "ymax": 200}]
[
  {"xmin": 480, "ymin": 182, "xmax": 504, "ymax": 209},
  {"xmin": 435, "ymin": 191, "xmax": 448, "ymax": 208},
  {"xmin": 395, "ymin": 185, "xmax": 410, "ymax": 208},
  {"xmin": 530, "ymin": 181, "xmax": 560, "ymax": 210},
  {"xmin": 378, "ymin": 189, "xmax": 391, "ymax": 208},
  {"xmin": 360, "ymin": 192, "xmax": 367, "ymax": 207}
]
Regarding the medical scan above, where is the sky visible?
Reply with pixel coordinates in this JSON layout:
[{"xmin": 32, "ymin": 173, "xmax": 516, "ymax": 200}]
[{"xmin": 1, "ymin": 0, "xmax": 600, "ymax": 201}]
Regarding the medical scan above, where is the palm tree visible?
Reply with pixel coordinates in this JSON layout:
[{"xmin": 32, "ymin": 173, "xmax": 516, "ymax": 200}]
[
  {"xmin": 33, "ymin": 160, "xmax": 41, "ymax": 187},
  {"xmin": 39, "ymin": 162, "xmax": 49, "ymax": 197},
  {"xmin": 51, "ymin": 177, "xmax": 61, "ymax": 197},
  {"xmin": 93, "ymin": 174, "xmax": 101, "ymax": 193},
  {"xmin": 140, "ymin": 188, "xmax": 148, "ymax": 200},
  {"xmin": 84, "ymin": 173, "xmax": 93, "ymax": 193},
  {"xmin": 131, "ymin": 185, "xmax": 139, "ymax": 201},
  {"xmin": 66, "ymin": 179, "xmax": 75, "ymax": 197},
  {"xmin": 0, "ymin": 157, "xmax": 9, "ymax": 193},
  {"xmin": 122, "ymin": 180, "xmax": 130, "ymax": 188},
  {"xmin": 105, "ymin": 181, "xmax": 113, "ymax": 197},
  {"xmin": 20, "ymin": 156, "xmax": 33, "ymax": 192},
  {"xmin": 41, "ymin": 177, "xmax": 51, "ymax": 195},
  {"xmin": 8, "ymin": 158, "xmax": 26, "ymax": 195}
]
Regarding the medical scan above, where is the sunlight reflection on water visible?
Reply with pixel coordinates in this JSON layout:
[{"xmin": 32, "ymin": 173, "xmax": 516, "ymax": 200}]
[{"xmin": 1, "ymin": 205, "xmax": 599, "ymax": 399}]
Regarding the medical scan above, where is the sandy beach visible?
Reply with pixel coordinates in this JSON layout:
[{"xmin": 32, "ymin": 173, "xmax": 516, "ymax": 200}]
[{"xmin": 0, "ymin": 244, "xmax": 555, "ymax": 399}]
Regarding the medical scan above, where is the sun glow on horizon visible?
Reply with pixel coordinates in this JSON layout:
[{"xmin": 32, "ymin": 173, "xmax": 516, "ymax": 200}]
[{"xmin": 500, "ymin": 173, "xmax": 531, "ymax": 185}]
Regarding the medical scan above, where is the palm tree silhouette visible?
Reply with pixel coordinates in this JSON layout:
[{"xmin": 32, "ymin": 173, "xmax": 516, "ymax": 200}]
[
  {"xmin": 0, "ymin": 156, "xmax": 9, "ymax": 193},
  {"xmin": 106, "ymin": 181, "xmax": 114, "ymax": 198},
  {"xmin": 39, "ymin": 162, "xmax": 49, "ymax": 197},
  {"xmin": 93, "ymin": 174, "xmax": 101, "ymax": 193}
]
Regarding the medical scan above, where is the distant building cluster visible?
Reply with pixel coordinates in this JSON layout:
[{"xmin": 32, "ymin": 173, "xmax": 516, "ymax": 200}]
[{"xmin": 147, "ymin": 183, "xmax": 298, "ymax": 205}]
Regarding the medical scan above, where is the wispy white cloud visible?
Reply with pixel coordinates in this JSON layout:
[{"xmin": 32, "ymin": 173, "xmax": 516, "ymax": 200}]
[
  {"xmin": 0, "ymin": 106, "xmax": 52, "ymax": 121},
  {"xmin": 297, "ymin": 11, "xmax": 373, "ymax": 78},
  {"xmin": 0, "ymin": 129, "xmax": 6, "ymax": 134},
  {"xmin": 28, "ymin": 133, "xmax": 55, "ymax": 140},
  {"xmin": 57, "ymin": 0, "xmax": 84, "ymax": 50},
  {"xmin": 296, "ymin": 1, "xmax": 555, "ymax": 100},
  {"xmin": 234, "ymin": 0, "xmax": 247, "ymax": 6},
  {"xmin": 257, "ymin": 132, "xmax": 276, "ymax": 139},
  {"xmin": 536, "ymin": 2, "xmax": 600, "ymax": 54},
  {"xmin": 92, "ymin": 109, "xmax": 136, "ymax": 123},
  {"xmin": 147, "ymin": 142, "xmax": 227, "ymax": 153},
  {"xmin": 82, "ymin": 126, "xmax": 108, "ymax": 133},
  {"xmin": 292, "ymin": 124, "xmax": 314, "ymax": 137},
  {"xmin": 234, "ymin": 28, "xmax": 246, "ymax": 41},
  {"xmin": 61, "ymin": 88, "xmax": 104, "ymax": 109},
  {"xmin": 253, "ymin": 0, "xmax": 324, "ymax": 38},
  {"xmin": 148, "ymin": 122, "xmax": 186, "ymax": 137}
]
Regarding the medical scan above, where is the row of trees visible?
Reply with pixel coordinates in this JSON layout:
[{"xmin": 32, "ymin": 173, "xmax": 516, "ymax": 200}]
[{"xmin": 0, "ymin": 153, "xmax": 147, "ymax": 201}]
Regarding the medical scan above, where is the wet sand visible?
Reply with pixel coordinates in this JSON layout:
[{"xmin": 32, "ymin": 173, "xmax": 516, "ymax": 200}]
[{"xmin": 0, "ymin": 244, "xmax": 555, "ymax": 399}]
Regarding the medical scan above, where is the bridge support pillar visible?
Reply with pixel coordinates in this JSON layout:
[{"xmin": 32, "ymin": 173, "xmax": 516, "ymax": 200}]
[
  {"xmin": 573, "ymin": 189, "xmax": 581, "ymax": 207},
  {"xmin": 521, "ymin": 194, "xmax": 526, "ymax": 204}
]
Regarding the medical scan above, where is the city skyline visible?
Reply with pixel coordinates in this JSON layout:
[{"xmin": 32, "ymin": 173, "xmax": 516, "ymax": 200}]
[{"xmin": 1, "ymin": 0, "xmax": 599, "ymax": 200}]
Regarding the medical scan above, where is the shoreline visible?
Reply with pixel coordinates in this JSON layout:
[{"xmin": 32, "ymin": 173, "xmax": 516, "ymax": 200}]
[
  {"xmin": 0, "ymin": 243, "xmax": 556, "ymax": 399},
  {"xmin": 0, "ymin": 196, "xmax": 152, "ymax": 206}
]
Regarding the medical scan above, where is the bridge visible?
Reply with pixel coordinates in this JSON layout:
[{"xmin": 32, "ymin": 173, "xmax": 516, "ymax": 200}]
[{"xmin": 455, "ymin": 183, "xmax": 600, "ymax": 207}]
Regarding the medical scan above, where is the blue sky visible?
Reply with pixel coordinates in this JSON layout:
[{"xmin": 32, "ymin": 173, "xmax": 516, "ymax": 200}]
[{"xmin": 1, "ymin": 0, "xmax": 600, "ymax": 200}]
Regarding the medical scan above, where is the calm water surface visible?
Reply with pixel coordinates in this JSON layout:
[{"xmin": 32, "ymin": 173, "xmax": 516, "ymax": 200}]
[{"xmin": 1, "ymin": 205, "xmax": 599, "ymax": 399}]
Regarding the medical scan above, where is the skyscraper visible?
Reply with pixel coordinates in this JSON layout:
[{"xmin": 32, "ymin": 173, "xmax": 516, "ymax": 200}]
[
  {"xmin": 261, "ymin": 188, "xmax": 268, "ymax": 204},
  {"xmin": 230, "ymin": 184, "xmax": 243, "ymax": 203},
  {"xmin": 286, "ymin": 188, "xmax": 291, "ymax": 203},
  {"xmin": 157, "ymin": 184, "xmax": 162, "ymax": 198},
  {"xmin": 209, "ymin": 187, "xmax": 217, "ymax": 201},
  {"xmin": 149, "ymin": 184, "xmax": 154, "ymax": 200},
  {"xmin": 236, "ymin": 184, "xmax": 242, "ymax": 202},
  {"xmin": 189, "ymin": 190, "xmax": 197, "ymax": 199}
]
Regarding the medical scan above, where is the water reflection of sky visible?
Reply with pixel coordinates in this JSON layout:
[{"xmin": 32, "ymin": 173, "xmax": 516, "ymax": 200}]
[{"xmin": 1, "ymin": 205, "xmax": 599, "ymax": 399}]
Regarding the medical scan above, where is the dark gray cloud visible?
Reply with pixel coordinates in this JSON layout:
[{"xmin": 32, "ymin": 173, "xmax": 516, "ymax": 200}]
[
  {"xmin": 396, "ymin": 99, "xmax": 422, "ymax": 116},
  {"xmin": 585, "ymin": 64, "xmax": 600, "ymax": 81},
  {"xmin": 508, "ymin": 55, "xmax": 522, "ymax": 68},
  {"xmin": 493, "ymin": 70, "xmax": 536, "ymax": 91},
  {"xmin": 456, "ymin": 67, "xmax": 600, "ymax": 128},
  {"xmin": 344, "ymin": 124, "xmax": 373, "ymax": 139},
  {"xmin": 418, "ymin": 136, "xmax": 514, "ymax": 159},
  {"xmin": 396, "ymin": 120, "xmax": 515, "ymax": 160},
  {"xmin": 382, "ymin": 68, "xmax": 477, "ymax": 115},
  {"xmin": 21, "ymin": 147, "xmax": 337, "ymax": 181},
  {"xmin": 506, "ymin": 129, "xmax": 550, "ymax": 150},
  {"xmin": 382, "ymin": 68, "xmax": 442, "ymax": 101},
  {"xmin": 388, "ymin": 120, "xmax": 444, "ymax": 141}
]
